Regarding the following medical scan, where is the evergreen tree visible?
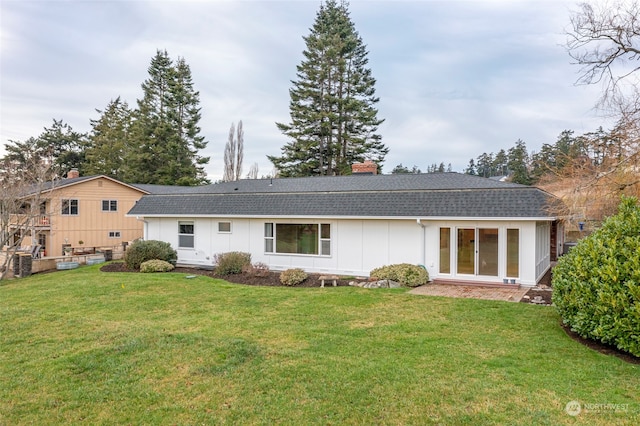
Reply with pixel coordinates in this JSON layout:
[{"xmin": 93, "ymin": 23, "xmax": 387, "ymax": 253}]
[
  {"xmin": 128, "ymin": 50, "xmax": 209, "ymax": 185},
  {"xmin": 464, "ymin": 159, "xmax": 476, "ymax": 175},
  {"xmin": 492, "ymin": 149, "xmax": 508, "ymax": 176},
  {"xmin": 476, "ymin": 152, "xmax": 494, "ymax": 178},
  {"xmin": 4, "ymin": 119, "xmax": 86, "ymax": 178},
  {"xmin": 84, "ymin": 97, "xmax": 132, "ymax": 179},
  {"xmin": 270, "ymin": 0, "xmax": 387, "ymax": 176},
  {"xmin": 38, "ymin": 119, "xmax": 87, "ymax": 176},
  {"xmin": 391, "ymin": 163, "xmax": 420, "ymax": 174},
  {"xmin": 507, "ymin": 139, "xmax": 532, "ymax": 185}
]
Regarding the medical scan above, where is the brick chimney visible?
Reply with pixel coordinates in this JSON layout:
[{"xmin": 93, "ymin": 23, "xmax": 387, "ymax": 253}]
[
  {"xmin": 67, "ymin": 168, "xmax": 79, "ymax": 179},
  {"xmin": 351, "ymin": 160, "xmax": 378, "ymax": 175}
]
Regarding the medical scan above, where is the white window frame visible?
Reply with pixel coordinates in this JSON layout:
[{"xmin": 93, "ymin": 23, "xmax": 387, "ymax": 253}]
[
  {"xmin": 264, "ymin": 222, "xmax": 331, "ymax": 256},
  {"xmin": 178, "ymin": 221, "xmax": 195, "ymax": 249},
  {"xmin": 102, "ymin": 200, "xmax": 118, "ymax": 212},
  {"xmin": 264, "ymin": 223, "xmax": 274, "ymax": 253},
  {"xmin": 108, "ymin": 231, "xmax": 121, "ymax": 238},
  {"xmin": 218, "ymin": 221, "xmax": 232, "ymax": 233},
  {"xmin": 61, "ymin": 199, "xmax": 78, "ymax": 215}
]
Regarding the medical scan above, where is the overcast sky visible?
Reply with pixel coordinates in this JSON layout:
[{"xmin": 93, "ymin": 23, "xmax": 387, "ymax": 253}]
[{"xmin": 1, "ymin": 0, "xmax": 611, "ymax": 180}]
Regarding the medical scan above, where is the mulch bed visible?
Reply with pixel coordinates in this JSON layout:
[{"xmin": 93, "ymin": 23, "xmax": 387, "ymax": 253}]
[
  {"xmin": 100, "ymin": 262, "xmax": 353, "ymax": 287},
  {"xmin": 100, "ymin": 262, "xmax": 638, "ymax": 364}
]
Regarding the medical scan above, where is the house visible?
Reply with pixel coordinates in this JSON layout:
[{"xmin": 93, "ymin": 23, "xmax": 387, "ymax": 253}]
[
  {"xmin": 127, "ymin": 169, "xmax": 563, "ymax": 287},
  {"xmin": 7, "ymin": 170, "xmax": 183, "ymax": 257}
]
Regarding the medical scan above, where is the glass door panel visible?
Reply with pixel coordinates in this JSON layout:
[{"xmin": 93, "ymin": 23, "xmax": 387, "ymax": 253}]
[
  {"xmin": 440, "ymin": 228, "xmax": 451, "ymax": 274},
  {"xmin": 478, "ymin": 228, "xmax": 499, "ymax": 276},
  {"xmin": 507, "ymin": 229, "xmax": 519, "ymax": 277},
  {"xmin": 457, "ymin": 228, "xmax": 475, "ymax": 274}
]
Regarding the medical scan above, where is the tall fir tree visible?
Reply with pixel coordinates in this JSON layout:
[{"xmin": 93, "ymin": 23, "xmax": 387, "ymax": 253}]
[
  {"xmin": 38, "ymin": 119, "xmax": 87, "ymax": 176},
  {"xmin": 507, "ymin": 139, "xmax": 532, "ymax": 185},
  {"xmin": 3, "ymin": 119, "xmax": 86, "ymax": 178},
  {"xmin": 128, "ymin": 50, "xmax": 210, "ymax": 185},
  {"xmin": 270, "ymin": 0, "xmax": 387, "ymax": 176},
  {"xmin": 84, "ymin": 97, "xmax": 132, "ymax": 179}
]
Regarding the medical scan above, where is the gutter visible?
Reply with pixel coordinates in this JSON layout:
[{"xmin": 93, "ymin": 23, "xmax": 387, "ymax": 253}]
[{"xmin": 416, "ymin": 219, "xmax": 427, "ymax": 269}]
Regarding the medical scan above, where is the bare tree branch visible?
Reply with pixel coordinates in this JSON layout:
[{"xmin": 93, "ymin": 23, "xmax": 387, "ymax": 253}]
[
  {"xmin": 235, "ymin": 120, "xmax": 244, "ymax": 181},
  {"xmin": 1, "ymin": 153, "xmax": 57, "ymax": 279},
  {"xmin": 223, "ymin": 122, "xmax": 236, "ymax": 182},
  {"xmin": 567, "ymin": 1, "xmax": 640, "ymax": 112}
]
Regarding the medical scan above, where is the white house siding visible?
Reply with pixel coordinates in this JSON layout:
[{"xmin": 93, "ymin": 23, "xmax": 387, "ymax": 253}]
[
  {"xmin": 142, "ymin": 216, "xmax": 550, "ymax": 286},
  {"xmin": 535, "ymin": 221, "xmax": 552, "ymax": 282},
  {"xmin": 334, "ymin": 220, "xmax": 422, "ymax": 276},
  {"xmin": 422, "ymin": 220, "xmax": 544, "ymax": 287},
  {"xmin": 143, "ymin": 217, "xmax": 422, "ymax": 276}
]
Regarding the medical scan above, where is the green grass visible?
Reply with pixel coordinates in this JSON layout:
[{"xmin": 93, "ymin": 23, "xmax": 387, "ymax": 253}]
[{"xmin": 1, "ymin": 265, "xmax": 638, "ymax": 425}]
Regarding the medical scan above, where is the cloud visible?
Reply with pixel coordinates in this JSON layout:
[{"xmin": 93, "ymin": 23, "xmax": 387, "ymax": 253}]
[{"xmin": 0, "ymin": 0, "xmax": 612, "ymax": 181}]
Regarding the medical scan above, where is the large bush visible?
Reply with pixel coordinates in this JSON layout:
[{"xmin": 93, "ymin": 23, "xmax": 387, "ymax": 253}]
[
  {"xmin": 370, "ymin": 263, "xmax": 429, "ymax": 287},
  {"xmin": 214, "ymin": 252, "xmax": 251, "ymax": 275},
  {"xmin": 552, "ymin": 196, "xmax": 640, "ymax": 357},
  {"xmin": 124, "ymin": 240, "xmax": 177, "ymax": 270}
]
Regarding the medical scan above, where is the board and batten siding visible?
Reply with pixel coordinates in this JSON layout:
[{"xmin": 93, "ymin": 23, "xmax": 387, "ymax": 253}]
[
  {"xmin": 48, "ymin": 178, "xmax": 146, "ymax": 256},
  {"xmin": 535, "ymin": 221, "xmax": 552, "ymax": 283},
  {"xmin": 422, "ymin": 220, "xmax": 542, "ymax": 286},
  {"xmin": 143, "ymin": 216, "xmax": 549, "ymax": 286},
  {"xmin": 145, "ymin": 218, "xmax": 423, "ymax": 276}
]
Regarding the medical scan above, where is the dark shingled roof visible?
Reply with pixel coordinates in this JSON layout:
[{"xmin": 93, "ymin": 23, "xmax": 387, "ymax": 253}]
[
  {"xmin": 128, "ymin": 173, "xmax": 557, "ymax": 219},
  {"xmin": 21, "ymin": 175, "xmax": 197, "ymax": 197}
]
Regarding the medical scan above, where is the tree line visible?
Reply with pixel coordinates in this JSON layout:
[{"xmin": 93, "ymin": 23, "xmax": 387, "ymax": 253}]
[
  {"xmin": 2, "ymin": 1, "xmax": 388, "ymax": 184},
  {"xmin": 2, "ymin": 50, "xmax": 210, "ymax": 186},
  {"xmin": 3, "ymin": 0, "xmax": 640, "ymax": 200}
]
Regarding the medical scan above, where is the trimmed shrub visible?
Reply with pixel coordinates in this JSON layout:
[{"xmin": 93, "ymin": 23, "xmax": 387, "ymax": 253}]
[
  {"xmin": 124, "ymin": 240, "xmax": 177, "ymax": 270},
  {"xmin": 140, "ymin": 259, "xmax": 175, "ymax": 273},
  {"xmin": 552, "ymin": 196, "xmax": 640, "ymax": 357},
  {"xmin": 243, "ymin": 262, "xmax": 270, "ymax": 277},
  {"xmin": 280, "ymin": 268, "xmax": 308, "ymax": 286},
  {"xmin": 214, "ymin": 252, "xmax": 251, "ymax": 275},
  {"xmin": 370, "ymin": 263, "xmax": 429, "ymax": 287}
]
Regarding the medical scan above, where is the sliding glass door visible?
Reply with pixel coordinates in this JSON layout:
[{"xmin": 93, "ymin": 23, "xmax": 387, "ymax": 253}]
[
  {"xmin": 454, "ymin": 228, "xmax": 499, "ymax": 277},
  {"xmin": 457, "ymin": 229, "xmax": 475, "ymax": 274},
  {"xmin": 478, "ymin": 228, "xmax": 498, "ymax": 276}
]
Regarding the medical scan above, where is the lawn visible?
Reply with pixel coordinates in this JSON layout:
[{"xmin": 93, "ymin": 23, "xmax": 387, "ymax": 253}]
[{"xmin": 1, "ymin": 265, "xmax": 638, "ymax": 425}]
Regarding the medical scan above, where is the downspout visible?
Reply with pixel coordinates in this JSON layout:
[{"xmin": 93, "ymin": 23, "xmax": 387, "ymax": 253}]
[
  {"xmin": 136, "ymin": 216, "xmax": 148, "ymax": 240},
  {"xmin": 416, "ymin": 219, "xmax": 426, "ymax": 268}
]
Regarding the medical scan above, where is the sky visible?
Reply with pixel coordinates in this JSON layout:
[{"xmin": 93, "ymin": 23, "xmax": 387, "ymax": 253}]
[{"xmin": 0, "ymin": 0, "xmax": 612, "ymax": 181}]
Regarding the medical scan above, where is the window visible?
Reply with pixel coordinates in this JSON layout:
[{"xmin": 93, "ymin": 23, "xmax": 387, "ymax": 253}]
[
  {"xmin": 264, "ymin": 223, "xmax": 331, "ymax": 255},
  {"xmin": 178, "ymin": 221, "xmax": 194, "ymax": 248},
  {"xmin": 102, "ymin": 200, "xmax": 118, "ymax": 212},
  {"xmin": 218, "ymin": 222, "xmax": 231, "ymax": 233},
  {"xmin": 507, "ymin": 229, "xmax": 520, "ymax": 277},
  {"xmin": 108, "ymin": 231, "xmax": 121, "ymax": 238},
  {"xmin": 457, "ymin": 228, "xmax": 475, "ymax": 275},
  {"xmin": 320, "ymin": 223, "xmax": 331, "ymax": 255},
  {"xmin": 265, "ymin": 223, "xmax": 274, "ymax": 252},
  {"xmin": 61, "ymin": 199, "xmax": 78, "ymax": 215},
  {"xmin": 439, "ymin": 228, "xmax": 451, "ymax": 274},
  {"xmin": 478, "ymin": 228, "xmax": 499, "ymax": 276}
]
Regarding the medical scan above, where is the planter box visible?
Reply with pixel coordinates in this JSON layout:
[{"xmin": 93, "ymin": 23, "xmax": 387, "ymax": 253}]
[
  {"xmin": 87, "ymin": 256, "xmax": 106, "ymax": 266},
  {"xmin": 56, "ymin": 261, "xmax": 79, "ymax": 270}
]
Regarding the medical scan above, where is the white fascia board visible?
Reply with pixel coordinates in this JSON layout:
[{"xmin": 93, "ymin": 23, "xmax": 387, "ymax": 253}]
[{"xmin": 126, "ymin": 214, "xmax": 557, "ymax": 221}]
